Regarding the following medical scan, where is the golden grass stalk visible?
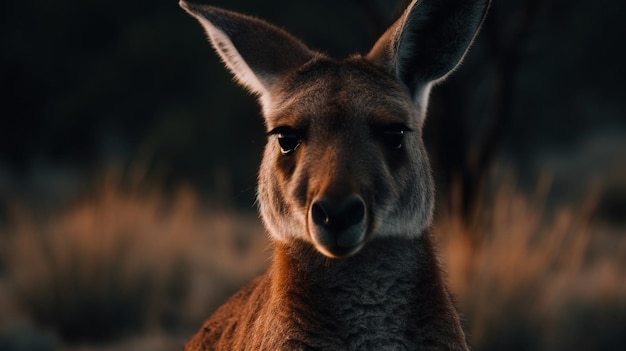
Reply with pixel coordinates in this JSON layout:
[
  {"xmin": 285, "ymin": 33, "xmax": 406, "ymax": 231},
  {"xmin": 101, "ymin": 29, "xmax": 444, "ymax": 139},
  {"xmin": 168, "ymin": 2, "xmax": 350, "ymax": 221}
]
[{"xmin": 437, "ymin": 177, "xmax": 626, "ymax": 350}]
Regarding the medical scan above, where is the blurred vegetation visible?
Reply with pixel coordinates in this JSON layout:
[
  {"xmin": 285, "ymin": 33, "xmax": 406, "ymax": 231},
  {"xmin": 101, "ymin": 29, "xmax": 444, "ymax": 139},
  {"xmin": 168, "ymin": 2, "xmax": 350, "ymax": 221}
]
[
  {"xmin": 438, "ymin": 175, "xmax": 626, "ymax": 350},
  {"xmin": 1, "ymin": 170, "xmax": 269, "ymax": 348},
  {"xmin": 8, "ymin": 178, "xmax": 191, "ymax": 342}
]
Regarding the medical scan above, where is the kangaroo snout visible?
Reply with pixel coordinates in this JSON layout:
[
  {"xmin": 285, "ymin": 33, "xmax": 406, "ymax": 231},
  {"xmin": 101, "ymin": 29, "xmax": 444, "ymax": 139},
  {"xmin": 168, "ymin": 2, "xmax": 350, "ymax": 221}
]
[{"xmin": 309, "ymin": 195, "xmax": 367, "ymax": 258}]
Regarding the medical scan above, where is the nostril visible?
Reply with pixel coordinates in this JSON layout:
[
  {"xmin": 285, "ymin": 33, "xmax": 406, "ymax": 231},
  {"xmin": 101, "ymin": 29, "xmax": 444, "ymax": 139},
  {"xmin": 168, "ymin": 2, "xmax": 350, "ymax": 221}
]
[
  {"xmin": 311, "ymin": 196, "xmax": 366, "ymax": 231},
  {"xmin": 344, "ymin": 198, "xmax": 366, "ymax": 228},
  {"xmin": 311, "ymin": 202, "xmax": 329, "ymax": 226}
]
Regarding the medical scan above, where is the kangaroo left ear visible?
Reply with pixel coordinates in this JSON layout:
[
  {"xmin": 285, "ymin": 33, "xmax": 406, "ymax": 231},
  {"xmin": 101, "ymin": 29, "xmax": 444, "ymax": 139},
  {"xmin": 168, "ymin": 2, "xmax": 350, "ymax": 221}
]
[
  {"xmin": 367, "ymin": 0, "xmax": 491, "ymax": 106},
  {"xmin": 180, "ymin": 1, "xmax": 315, "ymax": 110}
]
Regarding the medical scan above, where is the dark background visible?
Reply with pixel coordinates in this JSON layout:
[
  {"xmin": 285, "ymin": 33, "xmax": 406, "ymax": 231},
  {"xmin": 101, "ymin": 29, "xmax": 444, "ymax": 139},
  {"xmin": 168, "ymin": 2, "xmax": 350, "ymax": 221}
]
[{"xmin": 1, "ymin": 0, "xmax": 625, "ymax": 218}]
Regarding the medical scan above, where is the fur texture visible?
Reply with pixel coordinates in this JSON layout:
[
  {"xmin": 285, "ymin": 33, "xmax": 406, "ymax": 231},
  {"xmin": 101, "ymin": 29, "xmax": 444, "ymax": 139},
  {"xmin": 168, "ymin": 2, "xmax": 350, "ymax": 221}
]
[
  {"xmin": 185, "ymin": 232, "xmax": 467, "ymax": 350},
  {"xmin": 179, "ymin": 0, "xmax": 491, "ymax": 349}
]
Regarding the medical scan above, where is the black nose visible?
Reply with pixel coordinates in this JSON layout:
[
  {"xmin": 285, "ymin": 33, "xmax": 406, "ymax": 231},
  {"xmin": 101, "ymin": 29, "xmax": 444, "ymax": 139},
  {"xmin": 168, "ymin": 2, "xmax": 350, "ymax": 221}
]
[
  {"xmin": 309, "ymin": 195, "xmax": 367, "ymax": 257},
  {"xmin": 311, "ymin": 196, "xmax": 366, "ymax": 233}
]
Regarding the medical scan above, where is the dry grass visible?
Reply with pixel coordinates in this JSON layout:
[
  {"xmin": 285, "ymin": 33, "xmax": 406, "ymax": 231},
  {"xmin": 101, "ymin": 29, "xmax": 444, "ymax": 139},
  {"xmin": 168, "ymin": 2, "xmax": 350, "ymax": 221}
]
[
  {"xmin": 0, "ymin": 172, "xmax": 624, "ymax": 350},
  {"xmin": 437, "ymin": 178, "xmax": 626, "ymax": 351},
  {"xmin": 0, "ymin": 172, "xmax": 269, "ymax": 346}
]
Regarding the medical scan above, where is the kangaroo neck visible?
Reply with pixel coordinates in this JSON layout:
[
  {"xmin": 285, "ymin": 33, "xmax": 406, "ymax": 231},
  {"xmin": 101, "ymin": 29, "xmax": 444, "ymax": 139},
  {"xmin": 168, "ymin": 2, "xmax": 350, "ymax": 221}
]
[
  {"xmin": 266, "ymin": 232, "xmax": 460, "ymax": 349},
  {"xmin": 272, "ymin": 234, "xmax": 433, "ymax": 297}
]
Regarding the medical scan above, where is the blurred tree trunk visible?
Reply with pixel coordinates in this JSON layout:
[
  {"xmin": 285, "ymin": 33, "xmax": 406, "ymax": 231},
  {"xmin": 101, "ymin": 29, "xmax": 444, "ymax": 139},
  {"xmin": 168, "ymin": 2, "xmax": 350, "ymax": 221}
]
[{"xmin": 458, "ymin": 0, "xmax": 545, "ymax": 247}]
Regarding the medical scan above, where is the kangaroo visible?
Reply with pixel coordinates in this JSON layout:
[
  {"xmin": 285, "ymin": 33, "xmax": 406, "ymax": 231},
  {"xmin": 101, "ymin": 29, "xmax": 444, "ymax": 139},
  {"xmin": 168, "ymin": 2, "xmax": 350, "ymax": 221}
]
[{"xmin": 180, "ymin": 0, "xmax": 490, "ymax": 349}]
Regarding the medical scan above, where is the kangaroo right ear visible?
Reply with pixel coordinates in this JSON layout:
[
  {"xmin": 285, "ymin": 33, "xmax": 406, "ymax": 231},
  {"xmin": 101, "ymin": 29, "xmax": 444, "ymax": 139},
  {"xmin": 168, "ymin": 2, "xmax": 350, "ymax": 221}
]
[
  {"xmin": 180, "ymin": 1, "xmax": 315, "ymax": 109},
  {"xmin": 367, "ymin": 0, "xmax": 491, "ymax": 108}
]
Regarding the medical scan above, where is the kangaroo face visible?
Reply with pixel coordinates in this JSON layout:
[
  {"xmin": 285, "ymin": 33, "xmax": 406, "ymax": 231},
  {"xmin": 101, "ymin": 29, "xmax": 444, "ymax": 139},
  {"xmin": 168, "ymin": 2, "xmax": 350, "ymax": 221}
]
[
  {"xmin": 258, "ymin": 59, "xmax": 433, "ymax": 258},
  {"xmin": 180, "ymin": 0, "xmax": 490, "ymax": 259}
]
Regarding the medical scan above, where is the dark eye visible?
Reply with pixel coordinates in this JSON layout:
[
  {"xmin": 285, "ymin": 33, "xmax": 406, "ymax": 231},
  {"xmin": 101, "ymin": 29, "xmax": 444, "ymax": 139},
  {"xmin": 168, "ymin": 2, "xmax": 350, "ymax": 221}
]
[
  {"xmin": 383, "ymin": 129, "xmax": 404, "ymax": 149},
  {"xmin": 378, "ymin": 124, "xmax": 411, "ymax": 150},
  {"xmin": 270, "ymin": 127, "xmax": 303, "ymax": 155},
  {"xmin": 278, "ymin": 133, "xmax": 301, "ymax": 154}
]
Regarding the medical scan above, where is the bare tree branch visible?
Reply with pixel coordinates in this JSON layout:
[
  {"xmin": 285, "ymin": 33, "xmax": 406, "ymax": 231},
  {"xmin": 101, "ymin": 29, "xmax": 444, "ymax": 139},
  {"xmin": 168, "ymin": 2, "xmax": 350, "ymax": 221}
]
[{"xmin": 462, "ymin": 0, "xmax": 547, "ymax": 245}]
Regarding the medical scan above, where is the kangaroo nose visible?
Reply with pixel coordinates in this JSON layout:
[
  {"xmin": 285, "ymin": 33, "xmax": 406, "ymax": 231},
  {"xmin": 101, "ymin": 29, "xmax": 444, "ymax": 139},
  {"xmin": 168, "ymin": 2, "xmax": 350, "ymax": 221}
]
[
  {"xmin": 311, "ymin": 196, "xmax": 365, "ymax": 233},
  {"xmin": 310, "ymin": 195, "xmax": 367, "ymax": 257}
]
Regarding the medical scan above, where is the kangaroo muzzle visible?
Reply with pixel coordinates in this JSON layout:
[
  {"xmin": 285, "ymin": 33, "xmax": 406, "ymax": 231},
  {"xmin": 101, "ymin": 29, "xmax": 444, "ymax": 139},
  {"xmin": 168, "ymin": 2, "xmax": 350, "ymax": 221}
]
[{"xmin": 309, "ymin": 195, "xmax": 367, "ymax": 258}]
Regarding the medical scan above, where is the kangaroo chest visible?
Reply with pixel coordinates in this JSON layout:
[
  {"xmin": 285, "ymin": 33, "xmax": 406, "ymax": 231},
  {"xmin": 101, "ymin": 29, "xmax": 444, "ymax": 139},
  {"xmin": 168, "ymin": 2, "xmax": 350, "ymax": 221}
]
[
  {"xmin": 281, "ymin": 282, "xmax": 417, "ymax": 350},
  {"xmin": 268, "ymin": 239, "xmax": 429, "ymax": 350}
]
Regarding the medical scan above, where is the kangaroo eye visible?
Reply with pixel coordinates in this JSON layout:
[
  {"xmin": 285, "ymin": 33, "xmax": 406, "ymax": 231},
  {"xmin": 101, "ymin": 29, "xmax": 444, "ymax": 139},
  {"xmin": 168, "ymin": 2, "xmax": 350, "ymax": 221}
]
[
  {"xmin": 383, "ymin": 129, "xmax": 404, "ymax": 150},
  {"xmin": 380, "ymin": 124, "xmax": 411, "ymax": 150},
  {"xmin": 373, "ymin": 124, "xmax": 411, "ymax": 150},
  {"xmin": 269, "ymin": 127, "xmax": 303, "ymax": 155},
  {"xmin": 277, "ymin": 133, "xmax": 301, "ymax": 154}
]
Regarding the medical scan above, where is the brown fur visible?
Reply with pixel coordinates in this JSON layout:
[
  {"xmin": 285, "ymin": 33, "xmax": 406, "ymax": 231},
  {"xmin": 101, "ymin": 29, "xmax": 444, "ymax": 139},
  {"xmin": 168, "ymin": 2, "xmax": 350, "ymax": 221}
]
[
  {"xmin": 179, "ymin": 0, "xmax": 491, "ymax": 349},
  {"xmin": 185, "ymin": 232, "xmax": 467, "ymax": 350}
]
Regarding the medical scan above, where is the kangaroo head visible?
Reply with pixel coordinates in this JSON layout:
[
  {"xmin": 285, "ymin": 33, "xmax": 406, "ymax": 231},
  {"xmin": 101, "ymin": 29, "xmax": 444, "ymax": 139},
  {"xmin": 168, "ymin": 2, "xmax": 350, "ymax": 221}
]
[{"xmin": 181, "ymin": 0, "xmax": 490, "ymax": 258}]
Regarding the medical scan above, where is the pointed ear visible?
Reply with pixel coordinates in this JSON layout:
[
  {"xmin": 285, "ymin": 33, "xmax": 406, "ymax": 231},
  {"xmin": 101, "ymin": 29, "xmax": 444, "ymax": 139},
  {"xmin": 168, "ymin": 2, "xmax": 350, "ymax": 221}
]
[
  {"xmin": 180, "ymin": 1, "xmax": 315, "ymax": 108},
  {"xmin": 367, "ymin": 0, "xmax": 491, "ymax": 103}
]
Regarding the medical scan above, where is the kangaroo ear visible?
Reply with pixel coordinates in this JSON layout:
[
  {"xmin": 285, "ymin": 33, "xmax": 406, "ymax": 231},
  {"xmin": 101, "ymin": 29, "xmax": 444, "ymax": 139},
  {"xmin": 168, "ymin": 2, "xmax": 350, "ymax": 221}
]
[
  {"xmin": 180, "ymin": 1, "xmax": 315, "ymax": 108},
  {"xmin": 367, "ymin": 0, "xmax": 491, "ymax": 105}
]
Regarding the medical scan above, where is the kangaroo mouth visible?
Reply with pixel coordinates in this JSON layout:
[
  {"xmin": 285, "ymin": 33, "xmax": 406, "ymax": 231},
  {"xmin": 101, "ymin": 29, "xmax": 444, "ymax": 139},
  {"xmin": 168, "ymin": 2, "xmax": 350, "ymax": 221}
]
[
  {"xmin": 311, "ymin": 227, "xmax": 365, "ymax": 258},
  {"xmin": 308, "ymin": 197, "xmax": 368, "ymax": 258}
]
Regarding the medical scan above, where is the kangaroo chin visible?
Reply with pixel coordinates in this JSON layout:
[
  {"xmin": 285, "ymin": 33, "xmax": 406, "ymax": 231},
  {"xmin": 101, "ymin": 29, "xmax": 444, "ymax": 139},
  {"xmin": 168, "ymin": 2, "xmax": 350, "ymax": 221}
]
[{"xmin": 179, "ymin": 0, "xmax": 491, "ymax": 349}]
